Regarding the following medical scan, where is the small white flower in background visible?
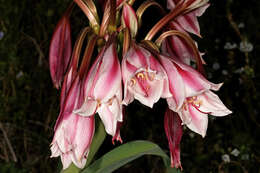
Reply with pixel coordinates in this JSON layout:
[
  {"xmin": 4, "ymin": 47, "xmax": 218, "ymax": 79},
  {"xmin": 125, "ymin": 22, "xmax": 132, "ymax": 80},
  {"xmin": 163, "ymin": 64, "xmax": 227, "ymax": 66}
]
[
  {"xmin": 222, "ymin": 154, "xmax": 230, "ymax": 163},
  {"xmin": 231, "ymin": 148, "xmax": 240, "ymax": 157},
  {"xmin": 207, "ymin": 72, "xmax": 213, "ymax": 79},
  {"xmin": 238, "ymin": 23, "xmax": 245, "ymax": 28},
  {"xmin": 16, "ymin": 71, "xmax": 24, "ymax": 79},
  {"xmin": 239, "ymin": 41, "xmax": 253, "ymax": 52},
  {"xmin": 212, "ymin": 62, "xmax": 220, "ymax": 70},
  {"xmin": 234, "ymin": 67, "xmax": 244, "ymax": 74},
  {"xmin": 224, "ymin": 42, "xmax": 237, "ymax": 50},
  {"xmin": 222, "ymin": 70, "xmax": 228, "ymax": 75},
  {"xmin": 241, "ymin": 154, "xmax": 249, "ymax": 160},
  {"xmin": 189, "ymin": 132, "xmax": 195, "ymax": 138},
  {"xmin": 0, "ymin": 31, "xmax": 4, "ymax": 40}
]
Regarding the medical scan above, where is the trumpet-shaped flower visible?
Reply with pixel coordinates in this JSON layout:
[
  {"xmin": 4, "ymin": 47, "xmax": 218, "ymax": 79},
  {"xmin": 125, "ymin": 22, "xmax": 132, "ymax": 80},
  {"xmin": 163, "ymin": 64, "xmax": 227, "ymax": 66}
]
[
  {"xmin": 74, "ymin": 43, "xmax": 123, "ymax": 136},
  {"xmin": 159, "ymin": 55, "xmax": 219, "ymax": 111},
  {"xmin": 50, "ymin": 77, "xmax": 95, "ymax": 169},
  {"xmin": 167, "ymin": 0, "xmax": 209, "ymax": 36},
  {"xmin": 161, "ymin": 0, "xmax": 209, "ymax": 64},
  {"xmin": 178, "ymin": 91, "xmax": 231, "ymax": 137},
  {"xmin": 122, "ymin": 44, "xmax": 171, "ymax": 108},
  {"xmin": 159, "ymin": 55, "xmax": 231, "ymax": 136}
]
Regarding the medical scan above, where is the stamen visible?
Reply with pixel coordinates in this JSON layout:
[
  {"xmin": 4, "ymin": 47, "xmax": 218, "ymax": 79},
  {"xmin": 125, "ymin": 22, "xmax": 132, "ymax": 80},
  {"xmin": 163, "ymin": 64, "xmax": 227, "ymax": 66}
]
[
  {"xmin": 184, "ymin": 96, "xmax": 211, "ymax": 114},
  {"xmin": 107, "ymin": 98, "xmax": 113, "ymax": 105},
  {"xmin": 97, "ymin": 99, "xmax": 101, "ymax": 108},
  {"xmin": 137, "ymin": 72, "xmax": 145, "ymax": 79},
  {"xmin": 130, "ymin": 78, "xmax": 136, "ymax": 86}
]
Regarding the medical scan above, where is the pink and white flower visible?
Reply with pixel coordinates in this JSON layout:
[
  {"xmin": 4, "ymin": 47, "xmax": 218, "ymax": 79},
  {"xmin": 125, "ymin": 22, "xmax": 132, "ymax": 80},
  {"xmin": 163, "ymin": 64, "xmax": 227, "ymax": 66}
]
[
  {"xmin": 159, "ymin": 55, "xmax": 231, "ymax": 136},
  {"xmin": 51, "ymin": 77, "xmax": 95, "ymax": 169},
  {"xmin": 74, "ymin": 43, "xmax": 123, "ymax": 137},
  {"xmin": 161, "ymin": 0, "xmax": 209, "ymax": 64},
  {"xmin": 122, "ymin": 43, "xmax": 171, "ymax": 108},
  {"xmin": 178, "ymin": 91, "xmax": 231, "ymax": 137}
]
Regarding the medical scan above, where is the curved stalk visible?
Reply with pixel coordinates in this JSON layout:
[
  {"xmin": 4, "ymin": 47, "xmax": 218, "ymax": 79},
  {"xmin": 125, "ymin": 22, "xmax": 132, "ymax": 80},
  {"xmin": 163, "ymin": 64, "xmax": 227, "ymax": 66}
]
[{"xmin": 155, "ymin": 30, "xmax": 205, "ymax": 75}]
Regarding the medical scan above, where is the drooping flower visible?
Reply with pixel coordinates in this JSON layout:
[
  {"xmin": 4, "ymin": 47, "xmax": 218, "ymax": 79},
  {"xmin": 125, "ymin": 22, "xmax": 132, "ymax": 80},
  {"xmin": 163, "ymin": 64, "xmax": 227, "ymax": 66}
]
[
  {"xmin": 161, "ymin": 0, "xmax": 209, "ymax": 64},
  {"xmin": 121, "ymin": 43, "xmax": 171, "ymax": 108},
  {"xmin": 158, "ymin": 55, "xmax": 218, "ymax": 111},
  {"xmin": 167, "ymin": 0, "xmax": 209, "ymax": 37},
  {"xmin": 74, "ymin": 42, "xmax": 123, "ymax": 136},
  {"xmin": 178, "ymin": 91, "xmax": 232, "ymax": 137},
  {"xmin": 159, "ymin": 55, "xmax": 231, "ymax": 136},
  {"xmin": 161, "ymin": 22, "xmax": 205, "ymax": 65},
  {"xmin": 50, "ymin": 77, "xmax": 95, "ymax": 169},
  {"xmin": 164, "ymin": 108, "xmax": 183, "ymax": 169},
  {"xmin": 49, "ymin": 5, "xmax": 73, "ymax": 89}
]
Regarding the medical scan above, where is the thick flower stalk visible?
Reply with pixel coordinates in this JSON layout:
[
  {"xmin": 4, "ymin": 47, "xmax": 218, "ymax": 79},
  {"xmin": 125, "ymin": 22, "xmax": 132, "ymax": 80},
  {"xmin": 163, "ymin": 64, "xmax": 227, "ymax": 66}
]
[{"xmin": 122, "ymin": 43, "xmax": 171, "ymax": 108}]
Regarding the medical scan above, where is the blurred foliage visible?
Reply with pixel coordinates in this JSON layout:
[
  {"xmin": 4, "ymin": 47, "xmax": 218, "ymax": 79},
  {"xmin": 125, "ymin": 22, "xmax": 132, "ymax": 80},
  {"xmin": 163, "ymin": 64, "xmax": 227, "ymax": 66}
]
[{"xmin": 0, "ymin": 0, "xmax": 259, "ymax": 172}]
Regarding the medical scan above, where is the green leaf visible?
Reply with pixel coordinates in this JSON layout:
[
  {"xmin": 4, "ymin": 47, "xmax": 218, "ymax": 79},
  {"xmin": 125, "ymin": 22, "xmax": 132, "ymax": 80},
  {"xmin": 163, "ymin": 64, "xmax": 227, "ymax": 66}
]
[
  {"xmin": 81, "ymin": 140, "xmax": 177, "ymax": 173},
  {"xmin": 61, "ymin": 163, "xmax": 80, "ymax": 173}
]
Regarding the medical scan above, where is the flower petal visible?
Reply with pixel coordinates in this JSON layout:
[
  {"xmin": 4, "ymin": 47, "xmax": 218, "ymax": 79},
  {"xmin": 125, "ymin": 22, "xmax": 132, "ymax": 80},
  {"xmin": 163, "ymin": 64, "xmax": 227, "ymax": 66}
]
[
  {"xmin": 159, "ymin": 56, "xmax": 185, "ymax": 111},
  {"xmin": 199, "ymin": 91, "xmax": 232, "ymax": 116},
  {"xmin": 93, "ymin": 44, "xmax": 121, "ymax": 102},
  {"xmin": 74, "ymin": 99, "xmax": 98, "ymax": 116},
  {"xmin": 61, "ymin": 153, "xmax": 72, "ymax": 170},
  {"xmin": 73, "ymin": 115, "xmax": 94, "ymax": 163},
  {"xmin": 182, "ymin": 104, "xmax": 208, "ymax": 137},
  {"xmin": 97, "ymin": 101, "xmax": 119, "ymax": 136}
]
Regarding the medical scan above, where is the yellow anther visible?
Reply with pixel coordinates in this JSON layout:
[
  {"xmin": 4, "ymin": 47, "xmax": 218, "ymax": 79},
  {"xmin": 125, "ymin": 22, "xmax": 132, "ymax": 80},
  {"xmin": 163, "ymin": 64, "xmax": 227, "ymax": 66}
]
[
  {"xmin": 130, "ymin": 78, "xmax": 136, "ymax": 86},
  {"xmin": 108, "ymin": 98, "xmax": 113, "ymax": 106},
  {"xmin": 97, "ymin": 99, "xmax": 101, "ymax": 108},
  {"xmin": 137, "ymin": 72, "xmax": 145, "ymax": 79},
  {"xmin": 194, "ymin": 99, "xmax": 202, "ymax": 107}
]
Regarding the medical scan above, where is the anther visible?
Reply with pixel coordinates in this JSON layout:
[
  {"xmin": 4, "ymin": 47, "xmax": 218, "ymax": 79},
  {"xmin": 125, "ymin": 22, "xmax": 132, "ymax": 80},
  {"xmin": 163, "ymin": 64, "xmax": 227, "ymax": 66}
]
[
  {"xmin": 130, "ymin": 78, "xmax": 136, "ymax": 86},
  {"xmin": 137, "ymin": 72, "xmax": 145, "ymax": 79}
]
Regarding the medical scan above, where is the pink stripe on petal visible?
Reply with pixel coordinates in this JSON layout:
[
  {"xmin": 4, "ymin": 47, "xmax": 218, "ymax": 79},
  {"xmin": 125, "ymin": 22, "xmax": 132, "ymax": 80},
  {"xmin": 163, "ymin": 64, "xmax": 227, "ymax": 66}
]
[
  {"xmin": 122, "ymin": 3, "xmax": 138, "ymax": 37},
  {"xmin": 93, "ymin": 44, "xmax": 121, "ymax": 101},
  {"xmin": 73, "ymin": 99, "xmax": 98, "ymax": 117},
  {"xmin": 176, "ymin": 13, "xmax": 200, "ymax": 36},
  {"xmin": 199, "ymin": 91, "xmax": 232, "ymax": 116},
  {"xmin": 159, "ymin": 56, "xmax": 185, "ymax": 111},
  {"xmin": 126, "ymin": 45, "xmax": 148, "ymax": 68},
  {"xmin": 186, "ymin": 105, "xmax": 208, "ymax": 137}
]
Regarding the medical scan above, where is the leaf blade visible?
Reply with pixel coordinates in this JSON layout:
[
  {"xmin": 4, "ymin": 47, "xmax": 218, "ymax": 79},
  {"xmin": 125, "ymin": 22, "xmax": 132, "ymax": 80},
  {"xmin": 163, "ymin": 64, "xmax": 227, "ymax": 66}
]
[{"xmin": 82, "ymin": 140, "xmax": 173, "ymax": 173}]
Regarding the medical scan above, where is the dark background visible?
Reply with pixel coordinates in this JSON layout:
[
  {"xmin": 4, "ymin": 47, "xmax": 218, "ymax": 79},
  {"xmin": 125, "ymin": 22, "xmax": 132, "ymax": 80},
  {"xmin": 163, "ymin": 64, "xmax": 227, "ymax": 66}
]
[{"xmin": 0, "ymin": 0, "xmax": 259, "ymax": 172}]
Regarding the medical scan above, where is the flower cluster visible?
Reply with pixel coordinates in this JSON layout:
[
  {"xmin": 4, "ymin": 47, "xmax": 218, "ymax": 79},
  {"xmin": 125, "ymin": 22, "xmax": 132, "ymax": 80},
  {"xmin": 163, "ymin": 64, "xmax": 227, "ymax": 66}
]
[{"xmin": 49, "ymin": 0, "xmax": 231, "ymax": 170}]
